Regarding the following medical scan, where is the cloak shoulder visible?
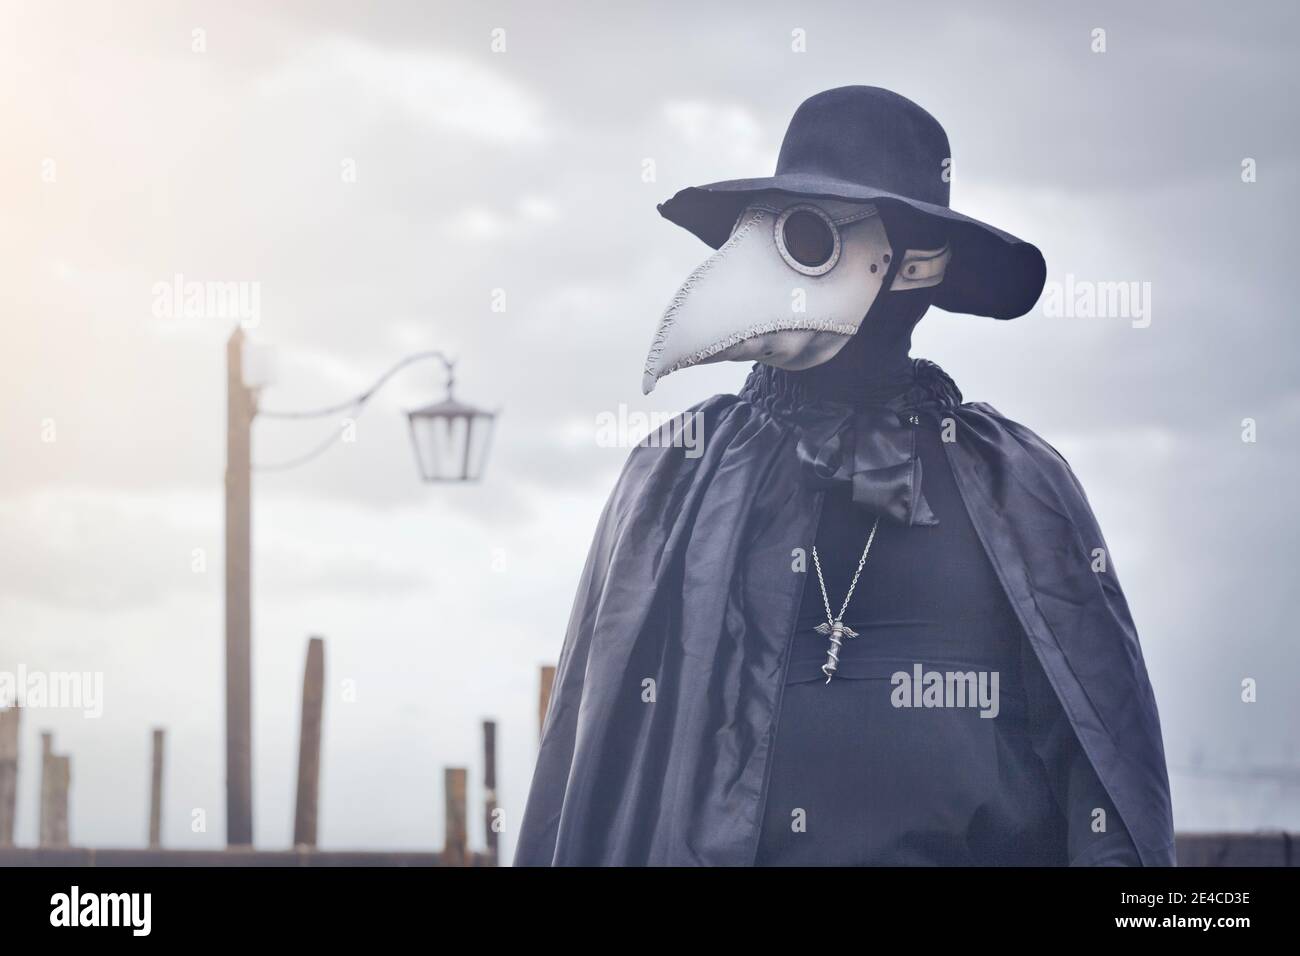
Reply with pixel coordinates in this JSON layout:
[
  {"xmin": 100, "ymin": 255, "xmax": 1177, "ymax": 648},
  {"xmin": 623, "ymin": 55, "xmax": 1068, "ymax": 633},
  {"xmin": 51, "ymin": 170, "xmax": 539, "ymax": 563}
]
[
  {"xmin": 940, "ymin": 400, "xmax": 1175, "ymax": 865},
  {"xmin": 515, "ymin": 391, "xmax": 822, "ymax": 865}
]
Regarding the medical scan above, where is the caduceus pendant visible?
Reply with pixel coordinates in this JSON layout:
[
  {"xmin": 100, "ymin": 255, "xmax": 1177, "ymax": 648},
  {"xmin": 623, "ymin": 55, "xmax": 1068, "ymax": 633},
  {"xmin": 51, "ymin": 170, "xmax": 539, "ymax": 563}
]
[{"xmin": 815, "ymin": 620, "xmax": 859, "ymax": 683}]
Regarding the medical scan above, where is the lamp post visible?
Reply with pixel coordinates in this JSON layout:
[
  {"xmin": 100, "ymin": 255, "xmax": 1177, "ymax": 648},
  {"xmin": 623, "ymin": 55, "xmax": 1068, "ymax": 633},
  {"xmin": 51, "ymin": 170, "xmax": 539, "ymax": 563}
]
[
  {"xmin": 223, "ymin": 328, "xmax": 497, "ymax": 846},
  {"xmin": 225, "ymin": 331, "xmax": 253, "ymax": 847}
]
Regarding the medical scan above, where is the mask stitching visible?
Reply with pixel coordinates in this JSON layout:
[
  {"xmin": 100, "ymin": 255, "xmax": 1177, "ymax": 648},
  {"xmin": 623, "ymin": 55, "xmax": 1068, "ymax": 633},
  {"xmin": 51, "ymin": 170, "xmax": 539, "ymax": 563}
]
[
  {"xmin": 829, "ymin": 204, "xmax": 879, "ymax": 225},
  {"xmin": 749, "ymin": 200, "xmax": 878, "ymax": 225},
  {"xmin": 644, "ymin": 208, "xmax": 768, "ymax": 378},
  {"xmin": 652, "ymin": 316, "xmax": 859, "ymax": 384}
]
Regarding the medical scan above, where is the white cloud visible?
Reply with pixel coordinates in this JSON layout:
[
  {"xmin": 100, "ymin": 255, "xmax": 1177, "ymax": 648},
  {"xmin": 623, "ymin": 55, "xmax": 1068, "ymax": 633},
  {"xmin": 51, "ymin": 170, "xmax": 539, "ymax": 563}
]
[
  {"xmin": 661, "ymin": 100, "xmax": 769, "ymax": 168},
  {"xmin": 0, "ymin": 487, "xmax": 426, "ymax": 612},
  {"xmin": 435, "ymin": 195, "xmax": 562, "ymax": 242},
  {"xmin": 260, "ymin": 36, "xmax": 548, "ymax": 145}
]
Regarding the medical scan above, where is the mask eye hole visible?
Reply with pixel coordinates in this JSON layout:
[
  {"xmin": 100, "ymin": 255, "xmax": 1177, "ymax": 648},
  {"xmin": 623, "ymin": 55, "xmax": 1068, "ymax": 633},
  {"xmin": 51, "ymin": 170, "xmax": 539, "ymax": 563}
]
[{"xmin": 775, "ymin": 205, "xmax": 840, "ymax": 275}]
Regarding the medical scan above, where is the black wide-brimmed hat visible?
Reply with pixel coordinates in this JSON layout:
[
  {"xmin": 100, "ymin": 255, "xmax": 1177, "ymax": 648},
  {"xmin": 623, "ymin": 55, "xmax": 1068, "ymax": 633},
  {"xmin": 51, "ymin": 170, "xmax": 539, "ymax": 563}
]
[{"xmin": 658, "ymin": 86, "xmax": 1045, "ymax": 319}]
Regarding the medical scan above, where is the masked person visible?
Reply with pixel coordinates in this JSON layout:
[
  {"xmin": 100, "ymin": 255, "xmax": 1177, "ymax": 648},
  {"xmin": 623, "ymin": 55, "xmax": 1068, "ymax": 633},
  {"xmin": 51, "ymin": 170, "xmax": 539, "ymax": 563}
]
[{"xmin": 516, "ymin": 87, "xmax": 1174, "ymax": 866}]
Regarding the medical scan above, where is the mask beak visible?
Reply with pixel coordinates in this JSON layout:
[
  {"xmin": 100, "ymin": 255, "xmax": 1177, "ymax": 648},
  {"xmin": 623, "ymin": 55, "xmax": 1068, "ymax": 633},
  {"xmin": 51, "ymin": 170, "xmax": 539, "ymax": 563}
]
[{"xmin": 642, "ymin": 203, "xmax": 893, "ymax": 394}]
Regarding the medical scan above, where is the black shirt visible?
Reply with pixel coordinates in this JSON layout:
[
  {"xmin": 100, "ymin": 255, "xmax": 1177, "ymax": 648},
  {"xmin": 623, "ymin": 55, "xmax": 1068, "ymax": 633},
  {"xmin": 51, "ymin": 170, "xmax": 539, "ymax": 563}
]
[{"xmin": 756, "ymin": 396, "xmax": 1140, "ymax": 866}]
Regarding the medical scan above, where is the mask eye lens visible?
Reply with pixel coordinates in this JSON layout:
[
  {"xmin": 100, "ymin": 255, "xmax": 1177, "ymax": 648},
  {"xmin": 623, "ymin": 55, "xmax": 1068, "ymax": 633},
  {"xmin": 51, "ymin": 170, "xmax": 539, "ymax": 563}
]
[
  {"xmin": 775, "ymin": 205, "xmax": 841, "ymax": 275},
  {"xmin": 783, "ymin": 211, "xmax": 834, "ymax": 266}
]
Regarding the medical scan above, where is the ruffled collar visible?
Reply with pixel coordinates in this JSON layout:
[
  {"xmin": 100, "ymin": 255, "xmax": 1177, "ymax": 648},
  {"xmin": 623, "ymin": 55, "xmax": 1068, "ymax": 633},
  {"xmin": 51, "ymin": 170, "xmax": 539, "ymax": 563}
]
[
  {"xmin": 738, "ymin": 359, "xmax": 964, "ymax": 527},
  {"xmin": 738, "ymin": 358, "xmax": 963, "ymax": 415}
]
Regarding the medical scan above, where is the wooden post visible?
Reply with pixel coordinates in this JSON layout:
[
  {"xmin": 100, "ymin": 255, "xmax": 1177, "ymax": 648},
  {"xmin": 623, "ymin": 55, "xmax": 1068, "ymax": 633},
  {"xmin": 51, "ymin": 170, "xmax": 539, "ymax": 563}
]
[
  {"xmin": 148, "ymin": 728, "xmax": 164, "ymax": 849},
  {"xmin": 538, "ymin": 665, "xmax": 556, "ymax": 740},
  {"xmin": 0, "ymin": 707, "xmax": 18, "ymax": 845},
  {"xmin": 482, "ymin": 720, "xmax": 498, "ymax": 864},
  {"xmin": 39, "ymin": 733, "xmax": 69, "ymax": 848},
  {"xmin": 38, "ymin": 732, "xmax": 51, "ymax": 845},
  {"xmin": 225, "ymin": 327, "xmax": 255, "ymax": 846},
  {"xmin": 293, "ymin": 637, "xmax": 325, "ymax": 848},
  {"xmin": 442, "ymin": 767, "xmax": 467, "ymax": 866}
]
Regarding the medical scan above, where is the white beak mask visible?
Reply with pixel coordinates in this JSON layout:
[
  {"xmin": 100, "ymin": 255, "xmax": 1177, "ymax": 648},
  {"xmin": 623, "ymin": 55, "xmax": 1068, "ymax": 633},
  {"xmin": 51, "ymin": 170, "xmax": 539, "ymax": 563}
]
[{"xmin": 642, "ymin": 195, "xmax": 950, "ymax": 393}]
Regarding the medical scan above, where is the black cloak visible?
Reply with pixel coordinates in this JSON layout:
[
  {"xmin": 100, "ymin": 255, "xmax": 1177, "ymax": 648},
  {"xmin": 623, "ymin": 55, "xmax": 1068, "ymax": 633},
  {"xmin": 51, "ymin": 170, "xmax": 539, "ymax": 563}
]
[{"xmin": 515, "ymin": 360, "xmax": 1175, "ymax": 866}]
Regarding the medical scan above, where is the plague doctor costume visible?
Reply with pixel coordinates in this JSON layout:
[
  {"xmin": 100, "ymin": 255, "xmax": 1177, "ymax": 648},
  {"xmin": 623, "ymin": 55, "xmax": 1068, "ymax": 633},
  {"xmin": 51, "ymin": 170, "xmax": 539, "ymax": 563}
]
[{"xmin": 516, "ymin": 87, "xmax": 1174, "ymax": 867}]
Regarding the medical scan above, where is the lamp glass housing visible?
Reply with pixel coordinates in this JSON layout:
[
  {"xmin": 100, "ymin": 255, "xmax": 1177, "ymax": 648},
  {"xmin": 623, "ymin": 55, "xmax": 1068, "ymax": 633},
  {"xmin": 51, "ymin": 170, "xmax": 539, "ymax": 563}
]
[{"xmin": 406, "ymin": 397, "xmax": 496, "ymax": 482}]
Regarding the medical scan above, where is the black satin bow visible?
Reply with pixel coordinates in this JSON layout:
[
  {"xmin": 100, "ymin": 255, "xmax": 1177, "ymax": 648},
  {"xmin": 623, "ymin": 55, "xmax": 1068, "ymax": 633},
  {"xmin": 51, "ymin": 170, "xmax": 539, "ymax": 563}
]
[
  {"xmin": 793, "ymin": 402, "xmax": 937, "ymax": 527},
  {"xmin": 739, "ymin": 359, "xmax": 963, "ymax": 527}
]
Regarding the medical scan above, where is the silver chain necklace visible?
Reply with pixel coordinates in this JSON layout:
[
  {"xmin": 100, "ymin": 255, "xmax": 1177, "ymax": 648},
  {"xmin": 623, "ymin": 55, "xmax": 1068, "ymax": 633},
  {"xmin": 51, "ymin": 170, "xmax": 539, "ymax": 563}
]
[{"xmin": 811, "ymin": 516, "xmax": 880, "ymax": 684}]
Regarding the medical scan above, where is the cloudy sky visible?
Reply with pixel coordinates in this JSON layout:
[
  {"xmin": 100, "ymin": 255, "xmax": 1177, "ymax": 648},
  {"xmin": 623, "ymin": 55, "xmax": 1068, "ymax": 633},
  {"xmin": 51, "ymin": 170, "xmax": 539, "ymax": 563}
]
[{"xmin": 1, "ymin": 0, "xmax": 1297, "ymax": 861}]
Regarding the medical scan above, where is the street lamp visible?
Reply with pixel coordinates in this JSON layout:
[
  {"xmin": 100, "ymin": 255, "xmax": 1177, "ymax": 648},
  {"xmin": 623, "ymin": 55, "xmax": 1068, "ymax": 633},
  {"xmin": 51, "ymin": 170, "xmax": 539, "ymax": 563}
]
[
  {"xmin": 223, "ymin": 329, "xmax": 497, "ymax": 847},
  {"xmin": 405, "ymin": 359, "xmax": 497, "ymax": 483},
  {"xmin": 253, "ymin": 346, "xmax": 497, "ymax": 480}
]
